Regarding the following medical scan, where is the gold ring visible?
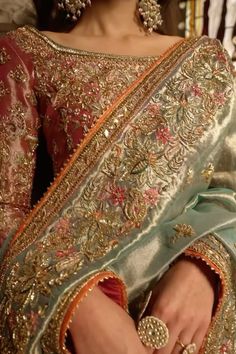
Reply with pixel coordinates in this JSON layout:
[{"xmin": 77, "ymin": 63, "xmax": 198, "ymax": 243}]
[
  {"xmin": 177, "ymin": 339, "xmax": 185, "ymax": 349},
  {"xmin": 137, "ymin": 316, "xmax": 169, "ymax": 349},
  {"xmin": 177, "ymin": 339, "xmax": 197, "ymax": 354}
]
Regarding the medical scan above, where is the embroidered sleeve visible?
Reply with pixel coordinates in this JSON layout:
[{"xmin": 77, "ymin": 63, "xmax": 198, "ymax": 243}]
[
  {"xmin": 40, "ymin": 271, "xmax": 128, "ymax": 353},
  {"xmin": 184, "ymin": 235, "xmax": 236, "ymax": 352},
  {"xmin": 0, "ymin": 37, "xmax": 39, "ymax": 249}
]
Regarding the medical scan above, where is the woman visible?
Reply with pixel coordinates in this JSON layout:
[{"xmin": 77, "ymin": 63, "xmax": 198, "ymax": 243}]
[{"xmin": 0, "ymin": 0, "xmax": 235, "ymax": 353}]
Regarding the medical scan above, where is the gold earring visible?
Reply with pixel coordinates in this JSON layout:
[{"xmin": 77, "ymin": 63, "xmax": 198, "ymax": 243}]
[
  {"xmin": 57, "ymin": 0, "xmax": 91, "ymax": 21},
  {"xmin": 138, "ymin": 0, "xmax": 163, "ymax": 33}
]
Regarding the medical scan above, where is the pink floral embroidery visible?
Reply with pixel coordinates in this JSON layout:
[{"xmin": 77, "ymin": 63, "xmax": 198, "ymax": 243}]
[
  {"xmin": 55, "ymin": 217, "xmax": 70, "ymax": 234},
  {"xmin": 191, "ymin": 84, "xmax": 203, "ymax": 97},
  {"xmin": 217, "ymin": 51, "xmax": 227, "ymax": 64},
  {"xmin": 99, "ymin": 184, "xmax": 126, "ymax": 206},
  {"xmin": 56, "ymin": 247, "xmax": 77, "ymax": 258},
  {"xmin": 108, "ymin": 185, "xmax": 126, "ymax": 206},
  {"xmin": 144, "ymin": 188, "xmax": 159, "ymax": 206},
  {"xmin": 213, "ymin": 92, "xmax": 225, "ymax": 105},
  {"xmin": 220, "ymin": 340, "xmax": 231, "ymax": 353},
  {"xmin": 156, "ymin": 127, "xmax": 172, "ymax": 144}
]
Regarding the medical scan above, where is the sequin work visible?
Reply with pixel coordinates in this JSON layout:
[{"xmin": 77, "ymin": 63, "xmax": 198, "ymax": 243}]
[
  {"xmin": 0, "ymin": 26, "xmax": 235, "ymax": 354},
  {"xmin": 13, "ymin": 26, "xmax": 158, "ymax": 174}
]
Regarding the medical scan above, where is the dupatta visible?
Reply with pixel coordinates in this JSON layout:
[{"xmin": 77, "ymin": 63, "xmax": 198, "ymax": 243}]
[{"xmin": 0, "ymin": 32, "xmax": 236, "ymax": 354}]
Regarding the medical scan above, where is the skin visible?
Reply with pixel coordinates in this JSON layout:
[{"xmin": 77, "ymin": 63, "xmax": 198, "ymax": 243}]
[
  {"xmin": 69, "ymin": 258, "xmax": 216, "ymax": 354},
  {"xmin": 44, "ymin": 1, "xmax": 217, "ymax": 352}
]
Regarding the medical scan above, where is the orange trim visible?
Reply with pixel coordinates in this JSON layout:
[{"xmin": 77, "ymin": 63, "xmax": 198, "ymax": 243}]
[
  {"xmin": 184, "ymin": 249, "xmax": 224, "ymax": 307},
  {"xmin": 8, "ymin": 38, "xmax": 185, "ymax": 249},
  {"xmin": 184, "ymin": 248, "xmax": 227, "ymax": 354},
  {"xmin": 60, "ymin": 271, "xmax": 127, "ymax": 352}
]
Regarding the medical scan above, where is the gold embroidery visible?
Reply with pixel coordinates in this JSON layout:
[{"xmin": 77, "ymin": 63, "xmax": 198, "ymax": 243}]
[
  {"xmin": 3, "ymin": 29, "xmax": 198, "ymax": 263},
  {"xmin": 186, "ymin": 168, "xmax": 194, "ymax": 184},
  {"xmin": 0, "ymin": 48, "xmax": 10, "ymax": 65},
  {"xmin": 201, "ymin": 163, "xmax": 215, "ymax": 183},
  {"xmin": 41, "ymin": 271, "xmax": 127, "ymax": 354},
  {"xmin": 186, "ymin": 236, "xmax": 236, "ymax": 353},
  {"xmin": 25, "ymin": 92, "xmax": 38, "ymax": 106},
  {"xmin": 0, "ymin": 98, "xmax": 38, "ymax": 212},
  {"xmin": 9, "ymin": 65, "xmax": 27, "ymax": 84},
  {"xmin": 0, "ymin": 81, "xmax": 10, "ymax": 98},
  {"xmin": 0, "ymin": 205, "xmax": 28, "ymax": 247},
  {"xmin": 0, "ymin": 29, "xmax": 234, "ymax": 353},
  {"xmin": 11, "ymin": 26, "xmax": 158, "ymax": 174},
  {"xmin": 171, "ymin": 224, "xmax": 196, "ymax": 244}
]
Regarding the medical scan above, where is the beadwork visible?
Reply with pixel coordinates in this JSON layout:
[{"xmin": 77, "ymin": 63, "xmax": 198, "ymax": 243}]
[{"xmin": 57, "ymin": 0, "xmax": 91, "ymax": 21}]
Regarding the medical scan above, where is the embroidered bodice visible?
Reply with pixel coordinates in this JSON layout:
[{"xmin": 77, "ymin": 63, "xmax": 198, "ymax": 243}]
[{"xmin": 0, "ymin": 26, "xmax": 156, "ymax": 246}]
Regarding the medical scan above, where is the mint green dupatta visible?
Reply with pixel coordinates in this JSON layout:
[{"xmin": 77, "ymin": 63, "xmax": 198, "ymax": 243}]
[{"xmin": 0, "ymin": 37, "xmax": 235, "ymax": 354}]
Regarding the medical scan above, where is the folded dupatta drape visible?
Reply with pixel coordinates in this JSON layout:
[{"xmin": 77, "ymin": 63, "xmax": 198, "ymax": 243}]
[{"xmin": 0, "ymin": 28, "xmax": 236, "ymax": 354}]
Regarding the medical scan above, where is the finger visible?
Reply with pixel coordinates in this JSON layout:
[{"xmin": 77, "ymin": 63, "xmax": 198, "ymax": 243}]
[
  {"xmin": 156, "ymin": 322, "xmax": 179, "ymax": 354},
  {"xmin": 172, "ymin": 329, "xmax": 195, "ymax": 354},
  {"xmin": 145, "ymin": 348, "xmax": 154, "ymax": 354},
  {"xmin": 191, "ymin": 326, "xmax": 209, "ymax": 354}
]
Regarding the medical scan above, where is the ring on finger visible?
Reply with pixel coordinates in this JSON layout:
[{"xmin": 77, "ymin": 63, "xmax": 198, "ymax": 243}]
[
  {"xmin": 137, "ymin": 316, "xmax": 169, "ymax": 349},
  {"xmin": 176, "ymin": 339, "xmax": 197, "ymax": 354}
]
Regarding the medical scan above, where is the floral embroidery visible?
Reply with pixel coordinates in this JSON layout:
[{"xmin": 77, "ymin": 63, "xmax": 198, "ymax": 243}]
[
  {"xmin": 191, "ymin": 83, "xmax": 203, "ymax": 97},
  {"xmin": 186, "ymin": 236, "xmax": 236, "ymax": 354},
  {"xmin": 0, "ymin": 81, "xmax": 10, "ymax": 98},
  {"xmin": 213, "ymin": 92, "xmax": 226, "ymax": 105},
  {"xmin": 9, "ymin": 65, "xmax": 27, "ymax": 84},
  {"xmin": 220, "ymin": 340, "xmax": 231, "ymax": 354},
  {"xmin": 11, "ymin": 28, "xmax": 156, "ymax": 173},
  {"xmin": 201, "ymin": 163, "xmax": 215, "ymax": 183},
  {"xmin": 107, "ymin": 184, "xmax": 126, "ymax": 206},
  {"xmin": 0, "ymin": 48, "xmax": 10, "ymax": 65},
  {"xmin": 171, "ymin": 224, "xmax": 196, "ymax": 244},
  {"xmin": 0, "ymin": 45, "xmax": 39, "ymax": 255},
  {"xmin": 156, "ymin": 126, "xmax": 172, "ymax": 144},
  {"xmin": 147, "ymin": 103, "xmax": 160, "ymax": 116},
  {"xmin": 186, "ymin": 168, "xmax": 194, "ymax": 184},
  {"xmin": 0, "ymin": 28, "xmax": 234, "ymax": 354},
  {"xmin": 144, "ymin": 188, "xmax": 159, "ymax": 206}
]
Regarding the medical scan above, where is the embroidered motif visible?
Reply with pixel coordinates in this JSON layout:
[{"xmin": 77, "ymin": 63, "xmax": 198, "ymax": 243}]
[
  {"xmin": 171, "ymin": 224, "xmax": 196, "ymax": 244},
  {"xmin": 9, "ymin": 65, "xmax": 27, "ymax": 84},
  {"xmin": 0, "ymin": 48, "xmax": 10, "ymax": 65},
  {"xmin": 25, "ymin": 92, "xmax": 38, "ymax": 106},
  {"xmin": 0, "ymin": 28, "xmax": 234, "ymax": 354},
  {"xmin": 201, "ymin": 163, "xmax": 215, "ymax": 183},
  {"xmin": 186, "ymin": 236, "xmax": 236, "ymax": 354},
  {"xmin": 186, "ymin": 168, "xmax": 194, "ymax": 184},
  {"xmin": 41, "ymin": 272, "xmax": 127, "ymax": 353},
  {"xmin": 11, "ymin": 27, "xmax": 157, "ymax": 174},
  {"xmin": 0, "ymin": 81, "xmax": 10, "ymax": 98},
  {"xmin": 0, "ymin": 42, "xmax": 39, "ymax": 256}
]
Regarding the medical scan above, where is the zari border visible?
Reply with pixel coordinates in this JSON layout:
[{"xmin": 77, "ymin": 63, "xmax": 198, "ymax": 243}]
[
  {"xmin": 41, "ymin": 270, "xmax": 127, "ymax": 354},
  {"xmin": 185, "ymin": 235, "xmax": 236, "ymax": 354},
  {"xmin": 0, "ymin": 33, "xmax": 201, "ymax": 279}
]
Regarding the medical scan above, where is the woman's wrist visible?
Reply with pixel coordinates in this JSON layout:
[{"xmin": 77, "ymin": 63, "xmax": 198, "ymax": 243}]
[{"xmin": 176, "ymin": 255, "xmax": 220, "ymax": 312}]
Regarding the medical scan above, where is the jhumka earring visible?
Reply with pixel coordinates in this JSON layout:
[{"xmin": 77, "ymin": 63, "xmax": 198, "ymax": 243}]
[
  {"xmin": 57, "ymin": 0, "xmax": 91, "ymax": 21},
  {"xmin": 138, "ymin": 0, "xmax": 163, "ymax": 33}
]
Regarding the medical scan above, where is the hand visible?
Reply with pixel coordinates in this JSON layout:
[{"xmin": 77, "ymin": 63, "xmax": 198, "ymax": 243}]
[
  {"xmin": 69, "ymin": 286, "xmax": 148, "ymax": 354},
  {"xmin": 148, "ymin": 257, "xmax": 217, "ymax": 354}
]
